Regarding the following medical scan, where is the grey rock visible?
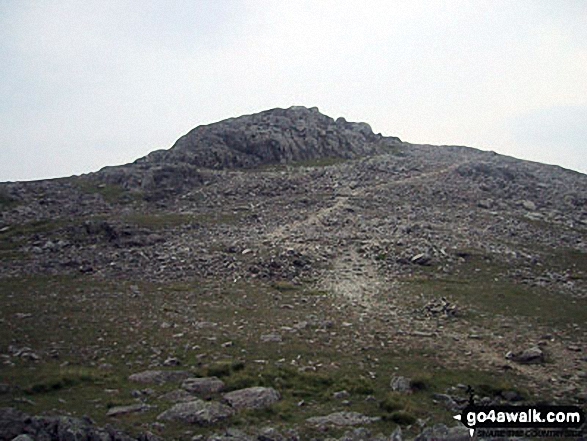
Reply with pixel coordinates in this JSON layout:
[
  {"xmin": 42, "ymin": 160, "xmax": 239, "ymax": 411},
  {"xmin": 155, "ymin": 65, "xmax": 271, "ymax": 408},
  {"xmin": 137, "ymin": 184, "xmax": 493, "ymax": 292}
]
[
  {"xmin": 106, "ymin": 403, "xmax": 151, "ymax": 417},
  {"xmin": 128, "ymin": 370, "xmax": 191, "ymax": 384},
  {"xmin": 477, "ymin": 198, "xmax": 493, "ymax": 209},
  {"xmin": 411, "ymin": 253, "xmax": 431, "ymax": 266},
  {"xmin": 207, "ymin": 428, "xmax": 255, "ymax": 441},
  {"xmin": 337, "ymin": 428, "xmax": 371, "ymax": 441},
  {"xmin": 159, "ymin": 389, "xmax": 196, "ymax": 403},
  {"xmin": 506, "ymin": 346, "xmax": 545, "ymax": 364},
  {"xmin": 306, "ymin": 411, "xmax": 380, "ymax": 427},
  {"xmin": 11, "ymin": 435, "xmax": 35, "ymax": 441},
  {"xmin": 260, "ymin": 333, "xmax": 282, "ymax": 343},
  {"xmin": 501, "ymin": 390, "xmax": 524, "ymax": 402},
  {"xmin": 414, "ymin": 424, "xmax": 471, "ymax": 441},
  {"xmin": 390, "ymin": 376, "xmax": 412, "ymax": 393},
  {"xmin": 0, "ymin": 407, "xmax": 37, "ymax": 441},
  {"xmin": 95, "ymin": 106, "xmax": 399, "ymax": 195},
  {"xmin": 390, "ymin": 426, "xmax": 402, "ymax": 441},
  {"xmin": 332, "ymin": 390, "xmax": 350, "ymax": 400},
  {"xmin": 257, "ymin": 427, "xmax": 287, "ymax": 441},
  {"xmin": 432, "ymin": 393, "xmax": 459, "ymax": 411},
  {"xmin": 163, "ymin": 357, "xmax": 181, "ymax": 366},
  {"xmin": 157, "ymin": 399, "xmax": 234, "ymax": 426},
  {"xmin": 0, "ymin": 408, "xmax": 139, "ymax": 441},
  {"xmin": 182, "ymin": 377, "xmax": 225, "ymax": 396},
  {"xmin": 223, "ymin": 387, "xmax": 280, "ymax": 410}
]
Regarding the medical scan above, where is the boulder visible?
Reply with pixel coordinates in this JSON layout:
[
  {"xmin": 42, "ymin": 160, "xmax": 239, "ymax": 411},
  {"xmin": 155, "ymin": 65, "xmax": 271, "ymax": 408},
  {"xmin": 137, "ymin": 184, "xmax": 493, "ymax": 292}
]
[
  {"xmin": 182, "ymin": 377, "xmax": 225, "ymax": 396},
  {"xmin": 306, "ymin": 411, "xmax": 380, "ymax": 427},
  {"xmin": 390, "ymin": 376, "xmax": 412, "ymax": 393},
  {"xmin": 506, "ymin": 347, "xmax": 545, "ymax": 364},
  {"xmin": 128, "ymin": 370, "xmax": 191, "ymax": 384},
  {"xmin": 159, "ymin": 389, "xmax": 195, "ymax": 403},
  {"xmin": 411, "ymin": 253, "xmax": 431, "ymax": 266},
  {"xmin": 222, "ymin": 387, "xmax": 280, "ymax": 410},
  {"xmin": 106, "ymin": 403, "xmax": 151, "ymax": 417},
  {"xmin": 157, "ymin": 399, "xmax": 234, "ymax": 426},
  {"xmin": 414, "ymin": 424, "xmax": 470, "ymax": 441}
]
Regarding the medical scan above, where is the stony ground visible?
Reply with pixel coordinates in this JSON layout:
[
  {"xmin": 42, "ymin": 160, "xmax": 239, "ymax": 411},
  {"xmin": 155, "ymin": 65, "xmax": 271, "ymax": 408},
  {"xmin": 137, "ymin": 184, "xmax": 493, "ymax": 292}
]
[{"xmin": 0, "ymin": 108, "xmax": 586, "ymax": 440}]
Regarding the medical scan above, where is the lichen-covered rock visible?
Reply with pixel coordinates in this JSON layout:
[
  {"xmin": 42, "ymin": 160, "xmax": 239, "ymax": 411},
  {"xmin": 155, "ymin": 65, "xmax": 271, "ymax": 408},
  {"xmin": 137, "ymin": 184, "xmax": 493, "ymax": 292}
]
[
  {"xmin": 106, "ymin": 403, "xmax": 151, "ymax": 417},
  {"xmin": 157, "ymin": 399, "xmax": 234, "ymax": 426},
  {"xmin": 390, "ymin": 376, "xmax": 412, "ymax": 393},
  {"xmin": 182, "ymin": 377, "xmax": 225, "ymax": 396},
  {"xmin": 128, "ymin": 370, "xmax": 191, "ymax": 384},
  {"xmin": 206, "ymin": 428, "xmax": 256, "ymax": 441},
  {"xmin": 306, "ymin": 411, "xmax": 380, "ymax": 427},
  {"xmin": 0, "ymin": 407, "xmax": 141, "ymax": 441},
  {"xmin": 159, "ymin": 389, "xmax": 195, "ymax": 403},
  {"xmin": 413, "ymin": 424, "xmax": 471, "ymax": 441},
  {"xmin": 222, "ymin": 387, "xmax": 280, "ymax": 410}
]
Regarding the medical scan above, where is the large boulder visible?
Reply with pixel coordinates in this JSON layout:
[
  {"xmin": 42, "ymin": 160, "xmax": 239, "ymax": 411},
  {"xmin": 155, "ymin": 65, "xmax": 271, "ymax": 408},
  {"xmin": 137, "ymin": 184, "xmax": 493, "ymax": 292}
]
[
  {"xmin": 157, "ymin": 399, "xmax": 234, "ymax": 426},
  {"xmin": 182, "ymin": 376, "xmax": 225, "ymax": 396},
  {"xmin": 222, "ymin": 387, "xmax": 281, "ymax": 410}
]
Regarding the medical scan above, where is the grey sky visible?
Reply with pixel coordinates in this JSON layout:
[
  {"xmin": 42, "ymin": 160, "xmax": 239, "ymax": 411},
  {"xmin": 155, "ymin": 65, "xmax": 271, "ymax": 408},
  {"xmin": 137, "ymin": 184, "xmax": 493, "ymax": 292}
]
[{"xmin": 1, "ymin": 0, "xmax": 586, "ymax": 182}]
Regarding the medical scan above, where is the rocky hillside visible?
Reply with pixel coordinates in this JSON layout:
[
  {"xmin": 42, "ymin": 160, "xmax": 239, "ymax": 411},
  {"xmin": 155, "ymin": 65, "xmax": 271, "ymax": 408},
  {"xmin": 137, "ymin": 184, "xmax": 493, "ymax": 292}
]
[
  {"xmin": 0, "ymin": 106, "xmax": 586, "ymax": 440},
  {"xmin": 93, "ymin": 106, "xmax": 401, "ymax": 197}
]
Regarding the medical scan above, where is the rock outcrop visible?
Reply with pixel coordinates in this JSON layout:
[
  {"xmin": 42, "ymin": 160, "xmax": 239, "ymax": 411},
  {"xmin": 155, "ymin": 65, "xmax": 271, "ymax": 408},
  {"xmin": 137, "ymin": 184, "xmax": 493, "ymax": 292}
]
[{"xmin": 95, "ymin": 106, "xmax": 401, "ymax": 195}]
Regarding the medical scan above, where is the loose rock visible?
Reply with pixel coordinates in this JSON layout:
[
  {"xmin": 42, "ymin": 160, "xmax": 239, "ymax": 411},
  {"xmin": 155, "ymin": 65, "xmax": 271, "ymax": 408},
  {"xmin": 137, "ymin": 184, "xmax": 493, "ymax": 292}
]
[
  {"xmin": 223, "ymin": 387, "xmax": 281, "ymax": 410},
  {"xmin": 157, "ymin": 399, "xmax": 234, "ymax": 426}
]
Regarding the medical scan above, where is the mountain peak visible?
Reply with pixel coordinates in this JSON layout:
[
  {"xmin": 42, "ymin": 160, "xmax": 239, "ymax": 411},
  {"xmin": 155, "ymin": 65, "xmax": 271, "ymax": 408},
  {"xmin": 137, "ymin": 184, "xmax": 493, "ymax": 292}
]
[
  {"xmin": 148, "ymin": 105, "xmax": 400, "ymax": 169},
  {"xmin": 97, "ymin": 106, "xmax": 402, "ymax": 194}
]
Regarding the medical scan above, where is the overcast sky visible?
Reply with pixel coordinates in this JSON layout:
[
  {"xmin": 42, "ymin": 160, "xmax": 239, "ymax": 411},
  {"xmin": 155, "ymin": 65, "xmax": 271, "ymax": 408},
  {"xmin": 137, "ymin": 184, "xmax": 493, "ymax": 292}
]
[{"xmin": 1, "ymin": 0, "xmax": 586, "ymax": 182}]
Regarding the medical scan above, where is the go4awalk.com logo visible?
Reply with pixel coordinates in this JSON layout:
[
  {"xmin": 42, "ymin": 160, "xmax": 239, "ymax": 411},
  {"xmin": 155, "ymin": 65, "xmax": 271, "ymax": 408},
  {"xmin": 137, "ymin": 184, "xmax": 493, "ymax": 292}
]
[{"xmin": 454, "ymin": 404, "xmax": 585, "ymax": 438}]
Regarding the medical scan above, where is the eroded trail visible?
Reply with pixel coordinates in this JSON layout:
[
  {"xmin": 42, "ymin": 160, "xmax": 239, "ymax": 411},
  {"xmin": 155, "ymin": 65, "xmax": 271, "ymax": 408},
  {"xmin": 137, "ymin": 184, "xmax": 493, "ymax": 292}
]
[
  {"xmin": 318, "ymin": 248, "xmax": 382, "ymax": 306},
  {"xmin": 269, "ymin": 161, "xmax": 467, "ymax": 307}
]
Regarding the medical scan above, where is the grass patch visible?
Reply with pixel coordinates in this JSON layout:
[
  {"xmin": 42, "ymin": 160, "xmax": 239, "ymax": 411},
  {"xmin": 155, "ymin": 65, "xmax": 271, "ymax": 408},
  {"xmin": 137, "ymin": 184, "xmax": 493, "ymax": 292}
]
[
  {"xmin": 75, "ymin": 179, "xmax": 134, "ymax": 204},
  {"xmin": 405, "ymin": 250, "xmax": 587, "ymax": 326},
  {"xmin": 0, "ymin": 274, "xmax": 545, "ymax": 438},
  {"xmin": 122, "ymin": 213, "xmax": 194, "ymax": 229},
  {"xmin": 271, "ymin": 281, "xmax": 300, "ymax": 292},
  {"xmin": 205, "ymin": 360, "xmax": 245, "ymax": 378},
  {"xmin": 0, "ymin": 219, "xmax": 67, "ymax": 240},
  {"xmin": 291, "ymin": 157, "xmax": 349, "ymax": 168},
  {"xmin": 122, "ymin": 212, "xmax": 243, "ymax": 229},
  {"xmin": 0, "ymin": 190, "xmax": 20, "ymax": 211},
  {"xmin": 386, "ymin": 410, "xmax": 417, "ymax": 425},
  {"xmin": 25, "ymin": 369, "xmax": 97, "ymax": 395},
  {"xmin": 381, "ymin": 144, "xmax": 407, "ymax": 156}
]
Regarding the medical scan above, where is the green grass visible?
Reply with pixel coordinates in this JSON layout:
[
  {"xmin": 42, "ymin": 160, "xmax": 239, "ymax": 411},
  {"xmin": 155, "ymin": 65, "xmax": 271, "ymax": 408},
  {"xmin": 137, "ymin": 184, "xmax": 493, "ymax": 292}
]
[
  {"xmin": 404, "ymin": 248, "xmax": 587, "ymax": 327},
  {"xmin": 75, "ymin": 179, "xmax": 133, "ymax": 204},
  {"xmin": 0, "ymin": 219, "xmax": 67, "ymax": 240},
  {"xmin": 121, "ymin": 212, "xmax": 243, "ymax": 229},
  {"xmin": 0, "ymin": 191, "xmax": 19, "ymax": 211},
  {"xmin": 122, "ymin": 213, "xmax": 195, "ymax": 229},
  {"xmin": 24, "ymin": 367, "xmax": 99, "ymax": 395},
  {"xmin": 0, "ymin": 273, "xmax": 552, "ymax": 439},
  {"xmin": 0, "ymin": 219, "xmax": 70, "ymax": 261},
  {"xmin": 291, "ymin": 157, "xmax": 349, "ymax": 168}
]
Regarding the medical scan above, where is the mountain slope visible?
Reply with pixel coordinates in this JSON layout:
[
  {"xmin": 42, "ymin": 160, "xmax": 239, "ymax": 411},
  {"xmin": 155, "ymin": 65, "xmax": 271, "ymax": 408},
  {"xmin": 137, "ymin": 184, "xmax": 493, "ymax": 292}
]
[
  {"xmin": 94, "ymin": 106, "xmax": 401, "ymax": 196},
  {"xmin": 0, "ymin": 107, "xmax": 586, "ymax": 440}
]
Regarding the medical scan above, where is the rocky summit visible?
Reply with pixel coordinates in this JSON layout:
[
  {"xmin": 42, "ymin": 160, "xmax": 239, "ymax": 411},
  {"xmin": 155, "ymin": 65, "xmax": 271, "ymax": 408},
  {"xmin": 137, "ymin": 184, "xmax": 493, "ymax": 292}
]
[{"xmin": 0, "ymin": 106, "xmax": 586, "ymax": 440}]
